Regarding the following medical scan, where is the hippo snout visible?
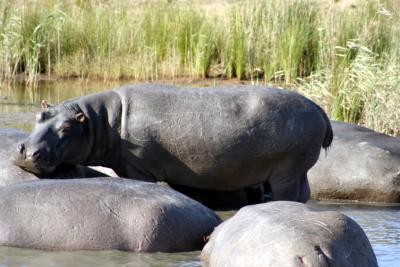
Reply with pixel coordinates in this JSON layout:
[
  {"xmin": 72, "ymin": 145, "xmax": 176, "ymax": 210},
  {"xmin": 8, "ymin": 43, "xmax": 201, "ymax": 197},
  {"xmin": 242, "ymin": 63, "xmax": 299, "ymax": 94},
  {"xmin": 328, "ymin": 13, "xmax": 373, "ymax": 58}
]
[
  {"xmin": 17, "ymin": 142, "xmax": 44, "ymax": 161},
  {"xmin": 14, "ymin": 142, "xmax": 56, "ymax": 175},
  {"xmin": 17, "ymin": 143, "xmax": 24, "ymax": 153},
  {"xmin": 17, "ymin": 143, "xmax": 26, "ymax": 157}
]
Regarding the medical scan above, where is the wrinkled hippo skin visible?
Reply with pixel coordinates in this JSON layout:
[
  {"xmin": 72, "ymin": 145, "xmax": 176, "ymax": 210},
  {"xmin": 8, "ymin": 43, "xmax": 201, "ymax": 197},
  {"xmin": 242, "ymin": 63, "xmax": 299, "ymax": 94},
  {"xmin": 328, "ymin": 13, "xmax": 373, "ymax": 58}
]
[
  {"xmin": 309, "ymin": 121, "xmax": 400, "ymax": 203},
  {"xmin": 0, "ymin": 177, "xmax": 221, "ymax": 252},
  {"xmin": 15, "ymin": 84, "xmax": 333, "ymax": 203},
  {"xmin": 3, "ymin": 128, "xmax": 264, "ymax": 208},
  {"xmin": 0, "ymin": 128, "xmax": 115, "ymax": 186},
  {"xmin": 202, "ymin": 201, "xmax": 377, "ymax": 267},
  {"xmin": 2, "ymin": 128, "xmax": 261, "ymax": 208}
]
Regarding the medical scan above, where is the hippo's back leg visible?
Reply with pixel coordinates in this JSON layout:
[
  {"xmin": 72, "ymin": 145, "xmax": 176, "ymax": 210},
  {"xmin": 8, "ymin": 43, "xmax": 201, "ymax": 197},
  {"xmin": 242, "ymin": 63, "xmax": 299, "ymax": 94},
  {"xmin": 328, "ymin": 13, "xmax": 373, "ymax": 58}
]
[
  {"xmin": 267, "ymin": 149, "xmax": 318, "ymax": 203},
  {"xmin": 298, "ymin": 173, "xmax": 311, "ymax": 203},
  {"xmin": 269, "ymin": 173, "xmax": 308, "ymax": 202}
]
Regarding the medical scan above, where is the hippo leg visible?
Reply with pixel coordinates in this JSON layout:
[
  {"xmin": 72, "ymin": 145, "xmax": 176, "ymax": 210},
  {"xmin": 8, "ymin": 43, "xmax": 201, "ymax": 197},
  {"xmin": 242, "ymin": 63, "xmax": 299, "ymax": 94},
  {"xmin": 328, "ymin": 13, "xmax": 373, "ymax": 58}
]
[
  {"xmin": 268, "ymin": 173, "xmax": 310, "ymax": 203},
  {"xmin": 269, "ymin": 177, "xmax": 302, "ymax": 202},
  {"xmin": 268, "ymin": 143, "xmax": 320, "ymax": 203},
  {"xmin": 268, "ymin": 160, "xmax": 312, "ymax": 203},
  {"xmin": 299, "ymin": 173, "xmax": 311, "ymax": 203},
  {"xmin": 262, "ymin": 181, "xmax": 273, "ymax": 201},
  {"xmin": 244, "ymin": 184, "xmax": 265, "ymax": 204}
]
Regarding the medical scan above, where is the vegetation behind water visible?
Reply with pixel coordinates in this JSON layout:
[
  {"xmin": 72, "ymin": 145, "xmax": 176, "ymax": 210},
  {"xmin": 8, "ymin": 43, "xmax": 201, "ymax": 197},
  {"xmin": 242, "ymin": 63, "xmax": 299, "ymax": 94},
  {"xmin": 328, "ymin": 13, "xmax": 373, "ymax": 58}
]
[{"xmin": 0, "ymin": 0, "xmax": 399, "ymax": 135}]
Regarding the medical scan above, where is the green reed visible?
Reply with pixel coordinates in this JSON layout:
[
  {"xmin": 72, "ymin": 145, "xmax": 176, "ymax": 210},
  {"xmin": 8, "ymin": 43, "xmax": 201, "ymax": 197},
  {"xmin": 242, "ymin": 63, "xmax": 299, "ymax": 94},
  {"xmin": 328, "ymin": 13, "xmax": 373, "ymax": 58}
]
[{"xmin": 0, "ymin": 0, "xmax": 399, "ymax": 134}]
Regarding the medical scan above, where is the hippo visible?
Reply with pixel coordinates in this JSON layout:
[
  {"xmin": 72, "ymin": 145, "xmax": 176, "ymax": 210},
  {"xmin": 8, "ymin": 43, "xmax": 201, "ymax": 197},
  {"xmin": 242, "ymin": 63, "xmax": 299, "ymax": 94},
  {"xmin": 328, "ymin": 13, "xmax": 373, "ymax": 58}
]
[
  {"xmin": 0, "ymin": 128, "xmax": 115, "ymax": 187},
  {"xmin": 2, "ymin": 128, "xmax": 261, "ymax": 207},
  {"xmin": 201, "ymin": 201, "xmax": 377, "ymax": 267},
  {"xmin": 0, "ymin": 177, "xmax": 221, "ymax": 252},
  {"xmin": 14, "ymin": 84, "xmax": 333, "ymax": 203},
  {"xmin": 308, "ymin": 121, "xmax": 400, "ymax": 203}
]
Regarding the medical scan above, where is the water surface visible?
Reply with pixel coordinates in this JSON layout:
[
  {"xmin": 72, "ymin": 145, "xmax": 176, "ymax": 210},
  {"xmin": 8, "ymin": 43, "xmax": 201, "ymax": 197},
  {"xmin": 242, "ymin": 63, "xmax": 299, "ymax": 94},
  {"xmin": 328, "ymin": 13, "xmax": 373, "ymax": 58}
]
[{"xmin": 0, "ymin": 202, "xmax": 398, "ymax": 267}]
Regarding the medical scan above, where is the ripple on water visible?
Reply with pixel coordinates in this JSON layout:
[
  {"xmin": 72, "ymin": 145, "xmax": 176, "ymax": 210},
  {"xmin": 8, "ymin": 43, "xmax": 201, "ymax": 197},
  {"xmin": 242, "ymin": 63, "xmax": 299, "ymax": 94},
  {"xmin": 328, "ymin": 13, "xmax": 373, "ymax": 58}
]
[{"xmin": 0, "ymin": 247, "xmax": 201, "ymax": 267}]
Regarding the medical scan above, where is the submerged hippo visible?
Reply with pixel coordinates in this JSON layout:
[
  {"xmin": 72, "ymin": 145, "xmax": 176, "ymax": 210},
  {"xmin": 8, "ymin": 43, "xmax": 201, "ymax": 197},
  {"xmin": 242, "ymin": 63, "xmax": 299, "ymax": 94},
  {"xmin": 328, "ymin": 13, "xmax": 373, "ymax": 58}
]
[
  {"xmin": 202, "ymin": 201, "xmax": 377, "ymax": 267},
  {"xmin": 14, "ymin": 84, "xmax": 332, "ymax": 203},
  {"xmin": 0, "ymin": 128, "xmax": 115, "ymax": 187},
  {"xmin": 309, "ymin": 121, "xmax": 400, "ymax": 203},
  {"xmin": 0, "ymin": 178, "xmax": 221, "ymax": 252}
]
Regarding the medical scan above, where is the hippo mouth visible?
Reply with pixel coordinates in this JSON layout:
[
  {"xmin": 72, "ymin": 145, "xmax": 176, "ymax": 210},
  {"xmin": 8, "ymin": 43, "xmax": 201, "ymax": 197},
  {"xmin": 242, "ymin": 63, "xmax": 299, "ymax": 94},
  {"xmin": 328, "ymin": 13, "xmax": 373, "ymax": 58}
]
[{"xmin": 13, "ymin": 155, "xmax": 56, "ymax": 176}]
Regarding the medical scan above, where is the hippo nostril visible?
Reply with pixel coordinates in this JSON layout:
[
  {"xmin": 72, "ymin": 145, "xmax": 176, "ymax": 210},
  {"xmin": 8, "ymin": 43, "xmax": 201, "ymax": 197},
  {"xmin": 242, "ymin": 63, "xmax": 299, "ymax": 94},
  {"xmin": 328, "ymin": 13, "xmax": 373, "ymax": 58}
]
[
  {"xmin": 31, "ymin": 150, "xmax": 41, "ymax": 160},
  {"xmin": 17, "ymin": 143, "xmax": 25, "ymax": 154}
]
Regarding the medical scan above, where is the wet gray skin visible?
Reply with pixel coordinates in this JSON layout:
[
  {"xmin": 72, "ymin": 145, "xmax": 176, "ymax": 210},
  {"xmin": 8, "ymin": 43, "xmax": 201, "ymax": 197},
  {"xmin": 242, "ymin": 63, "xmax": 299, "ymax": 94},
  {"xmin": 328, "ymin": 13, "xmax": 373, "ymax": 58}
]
[
  {"xmin": 2, "ymin": 128, "xmax": 262, "ymax": 208},
  {"xmin": 309, "ymin": 121, "xmax": 400, "ymax": 203},
  {"xmin": 0, "ymin": 177, "xmax": 221, "ymax": 252},
  {"xmin": 14, "ymin": 84, "xmax": 333, "ymax": 203},
  {"xmin": 0, "ymin": 128, "xmax": 112, "ymax": 186},
  {"xmin": 202, "ymin": 201, "xmax": 378, "ymax": 267}
]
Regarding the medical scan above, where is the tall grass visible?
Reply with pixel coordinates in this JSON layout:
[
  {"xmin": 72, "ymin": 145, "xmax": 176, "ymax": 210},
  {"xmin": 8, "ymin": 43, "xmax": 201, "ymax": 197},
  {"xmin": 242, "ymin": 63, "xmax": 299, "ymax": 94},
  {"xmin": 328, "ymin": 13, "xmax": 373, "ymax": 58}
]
[
  {"xmin": 298, "ymin": 42, "xmax": 400, "ymax": 136},
  {"xmin": 0, "ymin": 0, "xmax": 399, "ymax": 134}
]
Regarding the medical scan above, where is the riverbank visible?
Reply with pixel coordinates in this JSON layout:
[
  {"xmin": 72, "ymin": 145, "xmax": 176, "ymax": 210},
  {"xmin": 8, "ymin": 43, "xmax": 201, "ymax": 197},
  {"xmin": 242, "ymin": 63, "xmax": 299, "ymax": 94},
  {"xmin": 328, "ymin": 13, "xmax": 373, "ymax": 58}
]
[{"xmin": 0, "ymin": 0, "xmax": 399, "ymax": 135}]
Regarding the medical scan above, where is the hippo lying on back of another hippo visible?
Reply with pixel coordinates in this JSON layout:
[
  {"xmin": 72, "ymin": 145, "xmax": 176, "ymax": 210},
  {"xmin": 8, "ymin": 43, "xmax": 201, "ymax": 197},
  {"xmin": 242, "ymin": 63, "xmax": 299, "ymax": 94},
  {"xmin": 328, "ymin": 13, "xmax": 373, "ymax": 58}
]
[
  {"xmin": 14, "ymin": 84, "xmax": 333, "ymax": 203},
  {"xmin": 0, "ymin": 128, "xmax": 116, "ymax": 187}
]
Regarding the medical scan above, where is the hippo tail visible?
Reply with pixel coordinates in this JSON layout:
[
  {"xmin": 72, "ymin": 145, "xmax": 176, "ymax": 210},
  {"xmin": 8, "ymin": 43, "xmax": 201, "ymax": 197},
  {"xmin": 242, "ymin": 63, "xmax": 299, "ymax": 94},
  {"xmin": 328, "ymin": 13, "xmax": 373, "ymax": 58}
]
[{"xmin": 316, "ymin": 104, "xmax": 333, "ymax": 150}]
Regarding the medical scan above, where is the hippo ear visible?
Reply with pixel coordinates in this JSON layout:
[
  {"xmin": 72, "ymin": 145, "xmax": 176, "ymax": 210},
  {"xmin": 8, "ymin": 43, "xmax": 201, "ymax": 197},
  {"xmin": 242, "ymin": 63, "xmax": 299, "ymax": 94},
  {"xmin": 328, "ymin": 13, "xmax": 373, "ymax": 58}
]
[
  {"xmin": 75, "ymin": 112, "xmax": 86, "ymax": 123},
  {"xmin": 41, "ymin": 100, "xmax": 54, "ymax": 110},
  {"xmin": 35, "ymin": 112, "xmax": 45, "ymax": 122}
]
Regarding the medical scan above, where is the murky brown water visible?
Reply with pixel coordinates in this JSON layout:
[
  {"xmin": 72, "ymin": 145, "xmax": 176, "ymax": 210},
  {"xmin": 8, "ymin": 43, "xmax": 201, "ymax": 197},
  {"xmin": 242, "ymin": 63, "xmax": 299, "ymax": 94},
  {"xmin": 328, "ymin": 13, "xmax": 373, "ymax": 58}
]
[
  {"xmin": 0, "ymin": 81, "xmax": 399, "ymax": 267},
  {"xmin": 0, "ymin": 204, "xmax": 398, "ymax": 267}
]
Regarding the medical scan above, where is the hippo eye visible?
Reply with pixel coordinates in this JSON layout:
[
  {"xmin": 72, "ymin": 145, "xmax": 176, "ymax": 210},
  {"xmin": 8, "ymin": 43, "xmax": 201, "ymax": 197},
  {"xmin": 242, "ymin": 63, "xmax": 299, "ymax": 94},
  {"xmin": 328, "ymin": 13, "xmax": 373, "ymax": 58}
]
[{"xmin": 59, "ymin": 122, "xmax": 72, "ymax": 133}]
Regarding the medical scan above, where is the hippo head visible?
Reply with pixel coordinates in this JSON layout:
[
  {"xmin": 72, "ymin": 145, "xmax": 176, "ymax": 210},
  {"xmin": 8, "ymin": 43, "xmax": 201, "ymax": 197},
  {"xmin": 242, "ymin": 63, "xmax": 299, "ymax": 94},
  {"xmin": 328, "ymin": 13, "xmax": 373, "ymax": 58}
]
[{"xmin": 14, "ymin": 102, "xmax": 91, "ymax": 176}]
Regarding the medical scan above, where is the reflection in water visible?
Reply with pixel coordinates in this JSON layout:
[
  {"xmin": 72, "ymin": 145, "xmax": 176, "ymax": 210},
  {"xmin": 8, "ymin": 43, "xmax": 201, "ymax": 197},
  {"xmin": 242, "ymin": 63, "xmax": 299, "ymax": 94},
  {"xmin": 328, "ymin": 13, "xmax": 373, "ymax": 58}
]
[
  {"xmin": 0, "ymin": 79, "xmax": 248, "ymax": 113},
  {"xmin": 0, "ymin": 81, "xmax": 399, "ymax": 267},
  {"xmin": 0, "ymin": 80, "xmax": 124, "ymax": 113},
  {"xmin": 0, "ymin": 247, "xmax": 201, "ymax": 267}
]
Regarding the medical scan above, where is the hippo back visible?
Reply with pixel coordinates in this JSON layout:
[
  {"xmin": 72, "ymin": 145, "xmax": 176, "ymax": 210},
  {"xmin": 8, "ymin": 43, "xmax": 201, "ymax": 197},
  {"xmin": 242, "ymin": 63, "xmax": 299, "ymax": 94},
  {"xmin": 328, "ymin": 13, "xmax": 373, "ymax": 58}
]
[
  {"xmin": 117, "ymin": 84, "xmax": 330, "ymax": 190},
  {"xmin": 0, "ymin": 178, "xmax": 221, "ymax": 252}
]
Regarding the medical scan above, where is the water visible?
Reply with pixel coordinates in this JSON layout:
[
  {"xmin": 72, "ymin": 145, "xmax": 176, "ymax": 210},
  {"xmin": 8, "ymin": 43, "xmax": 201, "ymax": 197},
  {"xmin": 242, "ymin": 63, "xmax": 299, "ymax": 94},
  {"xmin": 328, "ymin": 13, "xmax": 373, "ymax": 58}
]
[
  {"xmin": 0, "ymin": 248, "xmax": 201, "ymax": 267},
  {"xmin": 0, "ymin": 81, "xmax": 399, "ymax": 266},
  {"xmin": 0, "ymin": 203, "xmax": 398, "ymax": 267}
]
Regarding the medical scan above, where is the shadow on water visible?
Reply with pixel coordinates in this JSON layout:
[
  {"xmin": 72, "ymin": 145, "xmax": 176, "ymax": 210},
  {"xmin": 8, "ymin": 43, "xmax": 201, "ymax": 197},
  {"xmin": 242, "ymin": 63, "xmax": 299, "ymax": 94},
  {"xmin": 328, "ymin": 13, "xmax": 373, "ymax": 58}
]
[{"xmin": 0, "ymin": 81, "xmax": 399, "ymax": 267}]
